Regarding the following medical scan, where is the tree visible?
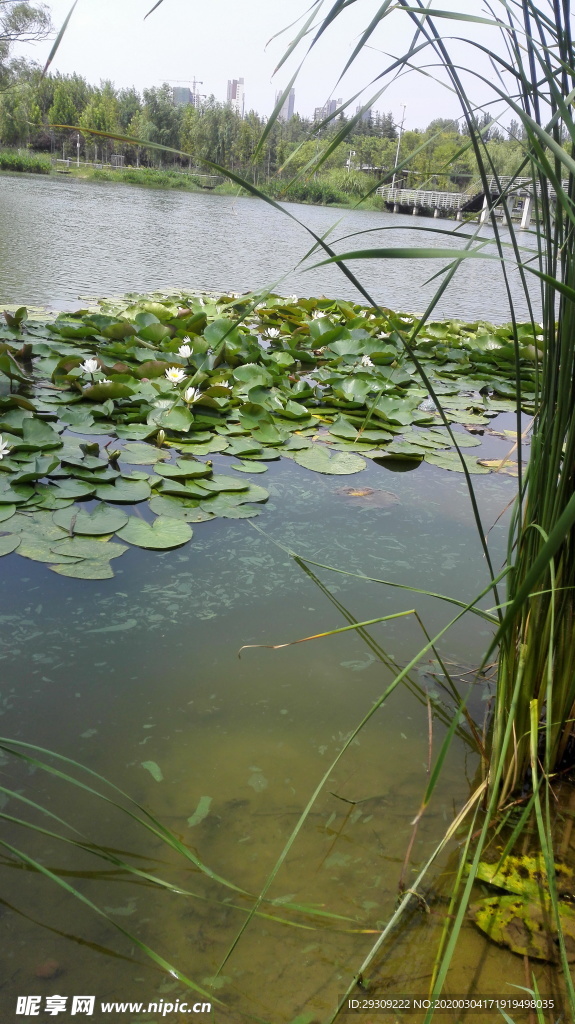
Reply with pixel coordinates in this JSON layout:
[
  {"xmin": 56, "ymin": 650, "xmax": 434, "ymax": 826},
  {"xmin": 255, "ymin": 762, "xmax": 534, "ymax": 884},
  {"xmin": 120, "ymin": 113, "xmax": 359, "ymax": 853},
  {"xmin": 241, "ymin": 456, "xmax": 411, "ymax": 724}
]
[{"xmin": 0, "ymin": 1, "xmax": 51, "ymax": 85}]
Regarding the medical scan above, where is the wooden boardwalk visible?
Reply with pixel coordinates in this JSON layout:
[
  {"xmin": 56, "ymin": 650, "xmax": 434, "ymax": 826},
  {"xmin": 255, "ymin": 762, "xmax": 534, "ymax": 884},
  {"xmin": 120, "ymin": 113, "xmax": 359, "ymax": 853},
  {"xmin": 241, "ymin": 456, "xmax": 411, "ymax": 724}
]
[{"xmin": 376, "ymin": 176, "xmax": 569, "ymax": 225}]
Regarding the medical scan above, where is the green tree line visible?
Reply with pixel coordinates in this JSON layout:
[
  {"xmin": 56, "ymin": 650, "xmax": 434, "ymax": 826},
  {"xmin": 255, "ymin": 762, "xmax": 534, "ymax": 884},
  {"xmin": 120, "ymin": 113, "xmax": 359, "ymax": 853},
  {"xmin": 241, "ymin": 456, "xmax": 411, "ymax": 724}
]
[{"xmin": 0, "ymin": 63, "xmax": 529, "ymax": 191}]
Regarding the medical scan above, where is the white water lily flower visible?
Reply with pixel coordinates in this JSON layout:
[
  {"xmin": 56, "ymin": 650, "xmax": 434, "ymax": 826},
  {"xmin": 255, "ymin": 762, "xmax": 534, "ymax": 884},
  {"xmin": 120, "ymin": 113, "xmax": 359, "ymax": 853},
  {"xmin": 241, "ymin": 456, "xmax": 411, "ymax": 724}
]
[
  {"xmin": 0, "ymin": 435, "xmax": 12, "ymax": 460},
  {"xmin": 360, "ymin": 354, "xmax": 374, "ymax": 368},
  {"xmin": 312, "ymin": 310, "xmax": 323, "ymax": 319},
  {"xmin": 265, "ymin": 327, "xmax": 280, "ymax": 338},
  {"xmin": 99, "ymin": 377, "xmax": 112, "ymax": 384},
  {"xmin": 178, "ymin": 340, "xmax": 192, "ymax": 358},
  {"xmin": 165, "ymin": 366, "xmax": 186, "ymax": 385},
  {"xmin": 184, "ymin": 386, "xmax": 202, "ymax": 404},
  {"xmin": 288, "ymin": 294, "xmax": 298, "ymax": 303},
  {"xmin": 80, "ymin": 358, "xmax": 99, "ymax": 374}
]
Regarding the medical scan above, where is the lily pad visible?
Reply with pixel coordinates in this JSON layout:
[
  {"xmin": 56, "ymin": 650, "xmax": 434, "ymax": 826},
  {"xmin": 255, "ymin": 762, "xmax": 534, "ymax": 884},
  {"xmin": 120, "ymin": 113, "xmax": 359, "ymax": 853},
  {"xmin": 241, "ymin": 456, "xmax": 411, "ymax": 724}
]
[
  {"xmin": 424, "ymin": 451, "xmax": 490, "ymax": 474},
  {"xmin": 148, "ymin": 496, "xmax": 214, "ymax": 522},
  {"xmin": 50, "ymin": 561, "xmax": 116, "ymax": 580},
  {"xmin": 52, "ymin": 503, "xmax": 129, "ymax": 535},
  {"xmin": 292, "ymin": 445, "xmax": 366, "ymax": 475},
  {"xmin": 95, "ymin": 478, "xmax": 151, "ymax": 503},
  {"xmin": 117, "ymin": 515, "xmax": 193, "ymax": 550},
  {"xmin": 470, "ymin": 895, "xmax": 575, "ymax": 963},
  {"xmin": 120, "ymin": 443, "xmax": 170, "ymax": 464},
  {"xmin": 51, "ymin": 537, "xmax": 127, "ymax": 560},
  {"xmin": 231, "ymin": 461, "xmax": 268, "ymax": 474},
  {"xmin": 200, "ymin": 474, "xmax": 250, "ymax": 493},
  {"xmin": 0, "ymin": 534, "xmax": 21, "ymax": 556}
]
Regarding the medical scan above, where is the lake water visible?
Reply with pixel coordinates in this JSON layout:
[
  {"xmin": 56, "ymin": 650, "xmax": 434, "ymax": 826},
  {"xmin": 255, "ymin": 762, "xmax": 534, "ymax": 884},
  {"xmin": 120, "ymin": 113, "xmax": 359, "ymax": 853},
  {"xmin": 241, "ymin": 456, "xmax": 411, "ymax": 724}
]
[
  {"xmin": 0, "ymin": 172, "xmax": 540, "ymax": 322},
  {"xmin": 0, "ymin": 174, "xmax": 563, "ymax": 1022}
]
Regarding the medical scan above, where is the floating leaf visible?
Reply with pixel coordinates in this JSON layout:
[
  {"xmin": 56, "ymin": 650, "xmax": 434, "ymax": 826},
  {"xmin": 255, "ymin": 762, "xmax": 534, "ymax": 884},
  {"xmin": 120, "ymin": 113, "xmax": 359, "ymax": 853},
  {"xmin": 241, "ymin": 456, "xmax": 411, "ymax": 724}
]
[
  {"xmin": 187, "ymin": 796, "xmax": 212, "ymax": 828},
  {"xmin": 200, "ymin": 474, "xmax": 250, "ymax": 493},
  {"xmin": 117, "ymin": 516, "xmax": 193, "ymax": 550},
  {"xmin": 470, "ymin": 895, "xmax": 575, "ymax": 963},
  {"xmin": 52, "ymin": 503, "xmax": 129, "ymax": 535},
  {"xmin": 141, "ymin": 760, "xmax": 164, "ymax": 782},
  {"xmin": 0, "ymin": 504, "xmax": 16, "ymax": 523},
  {"xmin": 231, "ymin": 461, "xmax": 268, "ymax": 474},
  {"xmin": 50, "ymin": 561, "xmax": 116, "ymax": 580},
  {"xmin": 148, "ymin": 496, "xmax": 214, "ymax": 522},
  {"xmin": 0, "ymin": 534, "xmax": 20, "ymax": 556},
  {"xmin": 155, "ymin": 460, "xmax": 212, "ymax": 479},
  {"xmin": 120, "ymin": 443, "xmax": 170, "ymax": 464},
  {"xmin": 424, "ymin": 451, "xmax": 490, "ymax": 474},
  {"xmin": 292, "ymin": 445, "xmax": 366, "ymax": 475},
  {"xmin": 51, "ymin": 537, "xmax": 127, "ymax": 561},
  {"xmin": 95, "ymin": 479, "xmax": 151, "ymax": 503}
]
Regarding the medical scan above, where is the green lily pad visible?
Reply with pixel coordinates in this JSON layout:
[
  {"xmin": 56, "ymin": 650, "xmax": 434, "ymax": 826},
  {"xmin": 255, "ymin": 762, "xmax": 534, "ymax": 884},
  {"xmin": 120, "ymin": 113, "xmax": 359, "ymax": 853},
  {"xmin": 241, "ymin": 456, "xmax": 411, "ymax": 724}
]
[
  {"xmin": 51, "ymin": 537, "xmax": 127, "ymax": 560},
  {"xmin": 52, "ymin": 479, "xmax": 97, "ymax": 499},
  {"xmin": 231, "ymin": 461, "xmax": 268, "ymax": 474},
  {"xmin": 95, "ymin": 478, "xmax": 151, "ymax": 503},
  {"xmin": 424, "ymin": 451, "xmax": 490, "ymax": 474},
  {"xmin": 117, "ymin": 515, "xmax": 193, "ymax": 549},
  {"xmin": 0, "ymin": 504, "xmax": 16, "ymax": 523},
  {"xmin": 21, "ymin": 417, "xmax": 62, "ymax": 450},
  {"xmin": 119, "ymin": 443, "xmax": 170, "ymax": 464},
  {"xmin": 155, "ymin": 459, "xmax": 212, "ymax": 479},
  {"xmin": 200, "ymin": 474, "xmax": 250, "ymax": 493},
  {"xmin": 53, "ymin": 503, "xmax": 130, "ymax": 535},
  {"xmin": 0, "ymin": 534, "xmax": 21, "ymax": 556},
  {"xmin": 14, "ymin": 534, "xmax": 83, "ymax": 563},
  {"xmin": 156, "ymin": 479, "xmax": 210, "ymax": 499},
  {"xmin": 148, "ymin": 496, "xmax": 214, "ymax": 522},
  {"xmin": 291, "ymin": 445, "xmax": 366, "ymax": 475},
  {"xmin": 50, "ymin": 560, "xmax": 116, "ymax": 580}
]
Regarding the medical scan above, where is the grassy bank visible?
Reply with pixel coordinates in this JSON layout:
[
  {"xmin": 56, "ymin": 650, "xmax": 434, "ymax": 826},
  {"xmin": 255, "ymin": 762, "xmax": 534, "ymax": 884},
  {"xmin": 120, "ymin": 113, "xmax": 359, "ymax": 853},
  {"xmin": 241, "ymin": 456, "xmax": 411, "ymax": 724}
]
[
  {"xmin": 0, "ymin": 149, "xmax": 51, "ymax": 174},
  {"xmin": 61, "ymin": 162, "xmax": 384, "ymax": 210}
]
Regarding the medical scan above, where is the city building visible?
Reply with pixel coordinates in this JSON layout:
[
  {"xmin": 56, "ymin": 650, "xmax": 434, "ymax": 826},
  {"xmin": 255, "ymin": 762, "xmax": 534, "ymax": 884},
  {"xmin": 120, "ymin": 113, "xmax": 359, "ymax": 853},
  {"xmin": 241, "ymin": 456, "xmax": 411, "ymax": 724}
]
[
  {"xmin": 355, "ymin": 105, "xmax": 373, "ymax": 123},
  {"xmin": 313, "ymin": 98, "xmax": 342, "ymax": 123},
  {"xmin": 172, "ymin": 87, "xmax": 193, "ymax": 107},
  {"xmin": 227, "ymin": 78, "xmax": 245, "ymax": 117},
  {"xmin": 275, "ymin": 88, "xmax": 295, "ymax": 121},
  {"xmin": 171, "ymin": 85, "xmax": 203, "ymax": 108}
]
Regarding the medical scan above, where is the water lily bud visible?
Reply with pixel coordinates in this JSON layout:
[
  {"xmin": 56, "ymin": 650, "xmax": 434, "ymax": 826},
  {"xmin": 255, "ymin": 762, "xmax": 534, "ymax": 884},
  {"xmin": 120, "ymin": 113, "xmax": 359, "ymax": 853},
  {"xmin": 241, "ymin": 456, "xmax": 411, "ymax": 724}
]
[
  {"xmin": 156, "ymin": 429, "xmax": 166, "ymax": 448},
  {"xmin": 107, "ymin": 449, "xmax": 122, "ymax": 464}
]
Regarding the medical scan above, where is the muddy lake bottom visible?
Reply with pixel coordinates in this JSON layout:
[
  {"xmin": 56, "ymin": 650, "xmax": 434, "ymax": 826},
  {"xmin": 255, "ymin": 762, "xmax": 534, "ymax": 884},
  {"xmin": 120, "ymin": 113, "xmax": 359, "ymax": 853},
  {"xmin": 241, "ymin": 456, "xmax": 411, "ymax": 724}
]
[{"xmin": 0, "ymin": 423, "xmax": 570, "ymax": 1023}]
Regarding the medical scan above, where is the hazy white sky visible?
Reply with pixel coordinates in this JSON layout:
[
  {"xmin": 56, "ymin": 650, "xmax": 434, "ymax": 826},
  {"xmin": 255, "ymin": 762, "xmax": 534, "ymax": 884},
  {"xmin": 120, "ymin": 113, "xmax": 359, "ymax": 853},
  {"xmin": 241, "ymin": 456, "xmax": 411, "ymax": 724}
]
[{"xmin": 16, "ymin": 0, "xmax": 500, "ymax": 128}]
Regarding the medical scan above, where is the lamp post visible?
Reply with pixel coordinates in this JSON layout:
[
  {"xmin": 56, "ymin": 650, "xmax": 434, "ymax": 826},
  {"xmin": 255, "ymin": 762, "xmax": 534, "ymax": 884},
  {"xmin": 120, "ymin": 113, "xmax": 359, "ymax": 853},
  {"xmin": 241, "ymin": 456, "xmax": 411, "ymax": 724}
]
[
  {"xmin": 76, "ymin": 133, "xmax": 80, "ymax": 167},
  {"xmin": 346, "ymin": 149, "xmax": 356, "ymax": 172},
  {"xmin": 391, "ymin": 103, "xmax": 407, "ymax": 192}
]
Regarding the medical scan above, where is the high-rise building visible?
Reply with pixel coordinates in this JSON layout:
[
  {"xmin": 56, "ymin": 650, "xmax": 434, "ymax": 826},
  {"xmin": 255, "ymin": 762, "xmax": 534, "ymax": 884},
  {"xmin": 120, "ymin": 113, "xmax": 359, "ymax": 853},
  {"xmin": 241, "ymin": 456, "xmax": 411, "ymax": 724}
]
[
  {"xmin": 171, "ymin": 86, "xmax": 203, "ymax": 109},
  {"xmin": 355, "ymin": 105, "xmax": 373, "ymax": 124},
  {"xmin": 227, "ymin": 78, "xmax": 245, "ymax": 117},
  {"xmin": 313, "ymin": 98, "xmax": 342, "ymax": 123},
  {"xmin": 275, "ymin": 88, "xmax": 295, "ymax": 121},
  {"xmin": 172, "ymin": 87, "xmax": 193, "ymax": 107}
]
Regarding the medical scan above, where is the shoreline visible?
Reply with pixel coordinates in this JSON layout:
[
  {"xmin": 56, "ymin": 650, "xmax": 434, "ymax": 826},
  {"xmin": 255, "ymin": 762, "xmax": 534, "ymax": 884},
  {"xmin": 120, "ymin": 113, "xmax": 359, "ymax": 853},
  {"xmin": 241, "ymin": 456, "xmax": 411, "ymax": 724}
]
[{"xmin": 0, "ymin": 160, "xmax": 384, "ymax": 212}]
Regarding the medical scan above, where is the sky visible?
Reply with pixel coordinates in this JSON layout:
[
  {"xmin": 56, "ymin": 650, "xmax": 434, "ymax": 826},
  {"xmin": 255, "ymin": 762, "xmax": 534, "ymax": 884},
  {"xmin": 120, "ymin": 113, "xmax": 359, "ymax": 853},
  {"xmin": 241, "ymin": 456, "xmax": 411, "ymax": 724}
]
[{"xmin": 14, "ymin": 0, "xmax": 502, "ymax": 129}]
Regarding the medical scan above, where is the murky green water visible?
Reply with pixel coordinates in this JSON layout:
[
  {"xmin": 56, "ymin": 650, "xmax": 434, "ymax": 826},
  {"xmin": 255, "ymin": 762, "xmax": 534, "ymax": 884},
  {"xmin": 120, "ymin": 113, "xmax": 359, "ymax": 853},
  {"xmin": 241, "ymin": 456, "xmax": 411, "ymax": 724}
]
[{"xmin": 0, "ymin": 428, "xmax": 566, "ymax": 1022}]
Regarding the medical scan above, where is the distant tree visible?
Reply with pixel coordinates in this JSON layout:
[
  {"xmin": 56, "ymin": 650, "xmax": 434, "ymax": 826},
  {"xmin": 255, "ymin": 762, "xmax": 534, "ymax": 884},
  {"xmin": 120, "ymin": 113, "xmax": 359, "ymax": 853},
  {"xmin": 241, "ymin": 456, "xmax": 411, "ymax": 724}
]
[
  {"xmin": 0, "ymin": 1, "xmax": 51, "ymax": 85},
  {"xmin": 117, "ymin": 87, "xmax": 141, "ymax": 132}
]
